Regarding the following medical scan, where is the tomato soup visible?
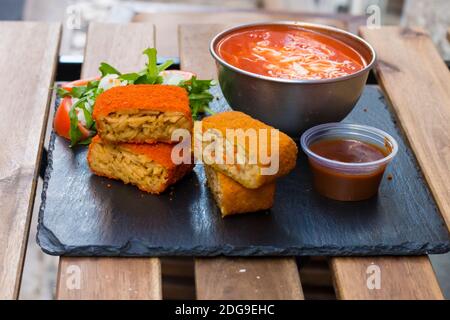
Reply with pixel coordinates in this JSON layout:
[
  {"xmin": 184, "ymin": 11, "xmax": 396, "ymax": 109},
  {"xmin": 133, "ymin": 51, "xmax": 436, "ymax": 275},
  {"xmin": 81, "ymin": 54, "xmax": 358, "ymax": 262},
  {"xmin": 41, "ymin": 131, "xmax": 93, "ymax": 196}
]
[{"xmin": 216, "ymin": 25, "xmax": 366, "ymax": 80}]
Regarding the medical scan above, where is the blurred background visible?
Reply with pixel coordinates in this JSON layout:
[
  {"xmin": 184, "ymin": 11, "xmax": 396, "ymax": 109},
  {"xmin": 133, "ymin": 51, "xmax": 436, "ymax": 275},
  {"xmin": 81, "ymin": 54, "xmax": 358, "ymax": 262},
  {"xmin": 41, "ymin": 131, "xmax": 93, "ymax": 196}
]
[
  {"xmin": 1, "ymin": 0, "xmax": 449, "ymax": 300},
  {"xmin": 1, "ymin": 0, "xmax": 449, "ymax": 60}
]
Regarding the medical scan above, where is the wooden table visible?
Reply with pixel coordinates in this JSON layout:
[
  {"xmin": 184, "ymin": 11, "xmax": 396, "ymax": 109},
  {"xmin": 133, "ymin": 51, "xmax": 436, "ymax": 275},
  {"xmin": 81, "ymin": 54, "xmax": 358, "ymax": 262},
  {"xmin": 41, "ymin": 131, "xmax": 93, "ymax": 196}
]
[
  {"xmin": 1, "ymin": 21, "xmax": 449, "ymax": 300},
  {"xmin": 132, "ymin": 10, "xmax": 365, "ymax": 57}
]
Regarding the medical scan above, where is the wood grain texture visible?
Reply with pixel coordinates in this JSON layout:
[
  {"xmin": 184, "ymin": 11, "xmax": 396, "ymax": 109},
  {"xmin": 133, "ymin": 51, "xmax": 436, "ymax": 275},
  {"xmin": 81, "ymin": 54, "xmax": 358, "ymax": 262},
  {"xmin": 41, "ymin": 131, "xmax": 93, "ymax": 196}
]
[
  {"xmin": 331, "ymin": 26, "xmax": 450, "ymax": 301},
  {"xmin": 360, "ymin": 26, "xmax": 450, "ymax": 229},
  {"xmin": 331, "ymin": 257, "xmax": 443, "ymax": 299},
  {"xmin": 81, "ymin": 23, "xmax": 155, "ymax": 77},
  {"xmin": 136, "ymin": 12, "xmax": 347, "ymax": 57},
  {"xmin": 196, "ymin": 258, "xmax": 303, "ymax": 300},
  {"xmin": 0, "ymin": 22, "xmax": 61, "ymax": 299},
  {"xmin": 178, "ymin": 24, "xmax": 227, "ymax": 80},
  {"xmin": 57, "ymin": 258, "xmax": 162, "ymax": 300},
  {"xmin": 179, "ymin": 23, "xmax": 303, "ymax": 300},
  {"xmin": 57, "ymin": 23, "xmax": 162, "ymax": 300}
]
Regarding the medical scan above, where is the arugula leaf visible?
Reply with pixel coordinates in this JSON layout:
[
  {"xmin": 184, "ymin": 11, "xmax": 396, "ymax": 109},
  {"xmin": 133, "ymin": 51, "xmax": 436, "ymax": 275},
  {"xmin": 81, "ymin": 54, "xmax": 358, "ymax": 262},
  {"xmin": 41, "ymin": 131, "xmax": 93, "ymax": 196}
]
[
  {"xmin": 68, "ymin": 98, "xmax": 85, "ymax": 147},
  {"xmin": 141, "ymin": 48, "xmax": 173, "ymax": 84},
  {"xmin": 70, "ymin": 85, "xmax": 88, "ymax": 98},
  {"xmin": 78, "ymin": 100, "xmax": 94, "ymax": 129},
  {"xmin": 142, "ymin": 48, "xmax": 159, "ymax": 84},
  {"xmin": 57, "ymin": 87, "xmax": 71, "ymax": 98},
  {"xmin": 87, "ymin": 80, "xmax": 99, "ymax": 90},
  {"xmin": 99, "ymin": 62, "xmax": 121, "ymax": 77},
  {"xmin": 179, "ymin": 76, "xmax": 215, "ymax": 119},
  {"xmin": 56, "ymin": 80, "xmax": 98, "ymax": 99},
  {"xmin": 133, "ymin": 74, "xmax": 151, "ymax": 85},
  {"xmin": 119, "ymin": 72, "xmax": 142, "ymax": 83},
  {"xmin": 95, "ymin": 87, "xmax": 104, "ymax": 97},
  {"xmin": 157, "ymin": 59, "xmax": 173, "ymax": 73},
  {"xmin": 189, "ymin": 92, "xmax": 214, "ymax": 100}
]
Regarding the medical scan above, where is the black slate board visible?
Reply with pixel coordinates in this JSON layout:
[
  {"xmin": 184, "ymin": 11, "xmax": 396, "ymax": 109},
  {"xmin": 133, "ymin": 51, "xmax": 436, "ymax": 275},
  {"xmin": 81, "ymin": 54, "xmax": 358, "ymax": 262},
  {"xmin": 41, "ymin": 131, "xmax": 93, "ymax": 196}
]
[{"xmin": 37, "ymin": 85, "xmax": 450, "ymax": 256}]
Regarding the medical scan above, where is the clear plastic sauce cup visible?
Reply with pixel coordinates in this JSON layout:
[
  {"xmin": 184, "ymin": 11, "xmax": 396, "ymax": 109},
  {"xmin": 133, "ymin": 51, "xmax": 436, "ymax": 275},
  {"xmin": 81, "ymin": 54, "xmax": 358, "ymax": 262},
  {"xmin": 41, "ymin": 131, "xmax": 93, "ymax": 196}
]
[{"xmin": 300, "ymin": 123, "xmax": 398, "ymax": 201}]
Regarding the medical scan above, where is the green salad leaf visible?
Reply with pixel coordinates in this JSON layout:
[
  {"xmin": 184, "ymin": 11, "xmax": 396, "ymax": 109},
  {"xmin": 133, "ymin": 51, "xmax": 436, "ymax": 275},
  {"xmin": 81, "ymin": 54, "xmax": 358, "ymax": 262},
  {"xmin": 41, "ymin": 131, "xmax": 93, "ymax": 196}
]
[
  {"xmin": 179, "ymin": 77, "xmax": 216, "ymax": 119},
  {"xmin": 99, "ymin": 62, "xmax": 121, "ymax": 77},
  {"xmin": 56, "ymin": 87, "xmax": 71, "ymax": 98},
  {"xmin": 119, "ymin": 72, "xmax": 141, "ymax": 83},
  {"xmin": 68, "ymin": 98, "xmax": 85, "ymax": 147}
]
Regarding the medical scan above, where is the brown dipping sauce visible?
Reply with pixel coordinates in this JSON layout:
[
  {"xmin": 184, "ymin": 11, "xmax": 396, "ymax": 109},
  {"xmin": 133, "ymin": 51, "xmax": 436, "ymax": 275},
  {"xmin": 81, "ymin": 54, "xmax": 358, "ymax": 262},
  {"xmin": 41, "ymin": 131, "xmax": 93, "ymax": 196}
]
[{"xmin": 308, "ymin": 139, "xmax": 390, "ymax": 201}]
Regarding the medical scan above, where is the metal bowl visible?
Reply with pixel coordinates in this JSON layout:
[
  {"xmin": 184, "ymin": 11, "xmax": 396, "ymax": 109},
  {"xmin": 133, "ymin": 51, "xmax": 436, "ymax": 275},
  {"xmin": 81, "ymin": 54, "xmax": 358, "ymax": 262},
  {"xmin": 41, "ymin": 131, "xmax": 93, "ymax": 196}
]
[{"xmin": 210, "ymin": 21, "xmax": 376, "ymax": 137}]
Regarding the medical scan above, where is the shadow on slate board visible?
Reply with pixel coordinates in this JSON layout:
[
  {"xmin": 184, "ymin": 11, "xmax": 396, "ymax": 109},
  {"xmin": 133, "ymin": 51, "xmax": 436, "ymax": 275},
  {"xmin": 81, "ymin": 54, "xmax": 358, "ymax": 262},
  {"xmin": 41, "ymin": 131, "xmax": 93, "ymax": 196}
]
[{"xmin": 37, "ymin": 85, "xmax": 450, "ymax": 256}]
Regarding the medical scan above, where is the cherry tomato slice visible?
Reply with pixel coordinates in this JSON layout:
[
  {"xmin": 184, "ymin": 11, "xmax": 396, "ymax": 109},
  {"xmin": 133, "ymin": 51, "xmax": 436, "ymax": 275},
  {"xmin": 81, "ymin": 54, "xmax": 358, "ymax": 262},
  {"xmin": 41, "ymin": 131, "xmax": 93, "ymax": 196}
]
[
  {"xmin": 54, "ymin": 97, "xmax": 90, "ymax": 140},
  {"xmin": 61, "ymin": 77, "xmax": 99, "ymax": 92}
]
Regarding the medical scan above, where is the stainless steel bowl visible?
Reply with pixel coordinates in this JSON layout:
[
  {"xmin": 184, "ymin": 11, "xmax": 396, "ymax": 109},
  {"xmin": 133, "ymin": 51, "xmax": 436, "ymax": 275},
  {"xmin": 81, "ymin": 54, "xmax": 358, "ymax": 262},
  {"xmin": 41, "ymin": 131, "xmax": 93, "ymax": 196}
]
[{"xmin": 210, "ymin": 21, "xmax": 376, "ymax": 137}]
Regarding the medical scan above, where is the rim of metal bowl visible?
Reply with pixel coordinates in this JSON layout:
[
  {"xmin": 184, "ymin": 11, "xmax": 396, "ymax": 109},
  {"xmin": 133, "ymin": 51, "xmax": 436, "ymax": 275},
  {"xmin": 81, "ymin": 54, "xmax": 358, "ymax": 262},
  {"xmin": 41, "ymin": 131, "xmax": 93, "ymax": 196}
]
[{"xmin": 209, "ymin": 21, "xmax": 377, "ymax": 84}]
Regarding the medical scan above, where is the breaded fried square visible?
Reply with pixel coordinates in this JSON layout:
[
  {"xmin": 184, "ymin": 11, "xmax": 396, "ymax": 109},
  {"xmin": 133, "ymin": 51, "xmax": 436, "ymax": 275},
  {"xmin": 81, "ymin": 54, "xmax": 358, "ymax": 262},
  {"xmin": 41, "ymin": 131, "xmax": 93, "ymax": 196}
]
[
  {"xmin": 93, "ymin": 85, "xmax": 192, "ymax": 144},
  {"xmin": 204, "ymin": 165, "xmax": 275, "ymax": 217},
  {"xmin": 196, "ymin": 111, "xmax": 297, "ymax": 189},
  {"xmin": 88, "ymin": 136, "xmax": 193, "ymax": 194}
]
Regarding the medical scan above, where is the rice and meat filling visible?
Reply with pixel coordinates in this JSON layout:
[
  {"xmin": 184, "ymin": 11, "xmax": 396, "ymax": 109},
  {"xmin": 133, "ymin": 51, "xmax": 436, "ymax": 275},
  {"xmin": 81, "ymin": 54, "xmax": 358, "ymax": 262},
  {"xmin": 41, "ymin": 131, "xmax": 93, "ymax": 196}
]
[
  {"xmin": 93, "ymin": 84, "xmax": 192, "ymax": 144},
  {"xmin": 99, "ymin": 110, "xmax": 192, "ymax": 143},
  {"xmin": 89, "ymin": 141, "xmax": 167, "ymax": 191},
  {"xmin": 88, "ymin": 136, "xmax": 194, "ymax": 194},
  {"xmin": 198, "ymin": 131, "xmax": 261, "ymax": 188},
  {"xmin": 197, "ymin": 111, "xmax": 298, "ymax": 189}
]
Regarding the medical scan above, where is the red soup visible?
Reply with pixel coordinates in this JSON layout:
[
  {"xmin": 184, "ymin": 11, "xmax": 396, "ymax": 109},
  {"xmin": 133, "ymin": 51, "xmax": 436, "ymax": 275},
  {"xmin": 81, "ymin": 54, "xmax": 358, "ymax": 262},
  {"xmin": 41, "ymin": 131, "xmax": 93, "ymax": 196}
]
[{"xmin": 216, "ymin": 25, "xmax": 366, "ymax": 80}]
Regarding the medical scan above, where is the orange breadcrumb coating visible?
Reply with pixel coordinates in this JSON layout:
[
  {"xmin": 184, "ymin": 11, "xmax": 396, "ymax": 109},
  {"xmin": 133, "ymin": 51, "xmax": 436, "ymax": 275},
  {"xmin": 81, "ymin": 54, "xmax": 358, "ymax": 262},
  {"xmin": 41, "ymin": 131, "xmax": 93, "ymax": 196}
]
[
  {"xmin": 93, "ymin": 84, "xmax": 191, "ymax": 120},
  {"xmin": 87, "ymin": 136, "xmax": 194, "ymax": 194}
]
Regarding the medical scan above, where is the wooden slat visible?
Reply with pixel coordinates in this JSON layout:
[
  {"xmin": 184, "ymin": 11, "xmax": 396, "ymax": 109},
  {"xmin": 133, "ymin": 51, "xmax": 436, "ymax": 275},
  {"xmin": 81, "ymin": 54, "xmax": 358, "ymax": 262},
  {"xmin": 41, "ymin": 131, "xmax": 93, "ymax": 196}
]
[
  {"xmin": 179, "ymin": 24, "xmax": 303, "ymax": 300},
  {"xmin": 179, "ymin": 24, "xmax": 227, "ymax": 79},
  {"xmin": 0, "ymin": 22, "xmax": 61, "ymax": 300},
  {"xmin": 81, "ymin": 23, "xmax": 156, "ymax": 77},
  {"xmin": 137, "ymin": 11, "xmax": 348, "ymax": 57},
  {"xmin": 331, "ymin": 257, "xmax": 443, "ymax": 299},
  {"xmin": 363, "ymin": 26, "xmax": 450, "ymax": 227},
  {"xmin": 57, "ymin": 258, "xmax": 161, "ymax": 300},
  {"xmin": 196, "ymin": 258, "xmax": 303, "ymax": 299},
  {"xmin": 57, "ymin": 23, "xmax": 162, "ymax": 300},
  {"xmin": 331, "ymin": 26, "xmax": 449, "ymax": 300}
]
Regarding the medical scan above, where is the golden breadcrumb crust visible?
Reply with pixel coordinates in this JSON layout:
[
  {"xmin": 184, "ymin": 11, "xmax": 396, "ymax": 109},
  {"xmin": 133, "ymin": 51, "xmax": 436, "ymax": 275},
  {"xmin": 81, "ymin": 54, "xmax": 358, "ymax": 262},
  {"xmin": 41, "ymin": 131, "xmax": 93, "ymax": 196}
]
[
  {"xmin": 200, "ymin": 111, "xmax": 298, "ymax": 187},
  {"xmin": 204, "ymin": 165, "xmax": 275, "ymax": 217}
]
